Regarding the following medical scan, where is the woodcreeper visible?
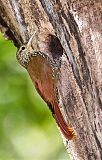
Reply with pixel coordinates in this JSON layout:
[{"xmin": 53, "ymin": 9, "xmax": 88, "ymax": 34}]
[{"xmin": 16, "ymin": 31, "xmax": 76, "ymax": 140}]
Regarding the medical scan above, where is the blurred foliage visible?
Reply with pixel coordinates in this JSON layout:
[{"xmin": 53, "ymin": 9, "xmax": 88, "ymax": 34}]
[{"xmin": 0, "ymin": 33, "xmax": 69, "ymax": 160}]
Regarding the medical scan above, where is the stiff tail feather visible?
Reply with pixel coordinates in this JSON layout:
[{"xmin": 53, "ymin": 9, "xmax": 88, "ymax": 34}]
[{"xmin": 53, "ymin": 103, "xmax": 76, "ymax": 140}]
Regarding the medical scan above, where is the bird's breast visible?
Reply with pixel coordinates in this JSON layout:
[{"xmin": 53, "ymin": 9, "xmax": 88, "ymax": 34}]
[{"xmin": 27, "ymin": 53, "xmax": 57, "ymax": 103}]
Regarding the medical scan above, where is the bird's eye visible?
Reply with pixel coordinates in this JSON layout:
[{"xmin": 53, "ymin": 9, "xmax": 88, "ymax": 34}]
[{"xmin": 21, "ymin": 46, "xmax": 25, "ymax": 50}]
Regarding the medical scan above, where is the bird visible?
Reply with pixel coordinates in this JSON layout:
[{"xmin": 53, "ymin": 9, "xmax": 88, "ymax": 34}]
[{"xmin": 16, "ymin": 30, "xmax": 76, "ymax": 140}]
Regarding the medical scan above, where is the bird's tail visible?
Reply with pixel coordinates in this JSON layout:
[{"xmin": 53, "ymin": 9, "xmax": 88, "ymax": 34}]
[{"xmin": 53, "ymin": 103, "xmax": 76, "ymax": 140}]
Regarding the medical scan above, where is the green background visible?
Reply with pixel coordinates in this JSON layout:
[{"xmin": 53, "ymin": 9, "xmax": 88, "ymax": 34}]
[{"xmin": 0, "ymin": 33, "xmax": 69, "ymax": 160}]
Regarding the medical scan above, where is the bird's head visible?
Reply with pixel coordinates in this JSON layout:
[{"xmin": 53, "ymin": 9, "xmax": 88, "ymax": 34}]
[{"xmin": 16, "ymin": 32, "xmax": 36, "ymax": 68}]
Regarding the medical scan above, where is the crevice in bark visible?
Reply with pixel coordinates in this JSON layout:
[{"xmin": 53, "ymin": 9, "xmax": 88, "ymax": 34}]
[
  {"xmin": 93, "ymin": 131, "xmax": 102, "ymax": 159},
  {"xmin": 95, "ymin": 85, "xmax": 102, "ymax": 110},
  {"xmin": 61, "ymin": 10, "xmax": 93, "ymax": 91},
  {"xmin": 0, "ymin": 15, "xmax": 19, "ymax": 47}
]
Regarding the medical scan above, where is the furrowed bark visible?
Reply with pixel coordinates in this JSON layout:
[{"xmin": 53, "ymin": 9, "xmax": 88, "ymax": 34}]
[{"xmin": 0, "ymin": 0, "xmax": 102, "ymax": 159}]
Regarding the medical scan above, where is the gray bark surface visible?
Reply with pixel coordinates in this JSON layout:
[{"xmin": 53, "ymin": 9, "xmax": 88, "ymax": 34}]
[{"xmin": 0, "ymin": 0, "xmax": 102, "ymax": 159}]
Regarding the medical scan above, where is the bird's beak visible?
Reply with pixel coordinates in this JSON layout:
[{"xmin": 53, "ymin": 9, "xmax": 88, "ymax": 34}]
[{"xmin": 26, "ymin": 31, "xmax": 36, "ymax": 52}]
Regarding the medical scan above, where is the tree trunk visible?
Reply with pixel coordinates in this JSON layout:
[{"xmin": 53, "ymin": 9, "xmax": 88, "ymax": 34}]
[{"xmin": 0, "ymin": 0, "xmax": 102, "ymax": 159}]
